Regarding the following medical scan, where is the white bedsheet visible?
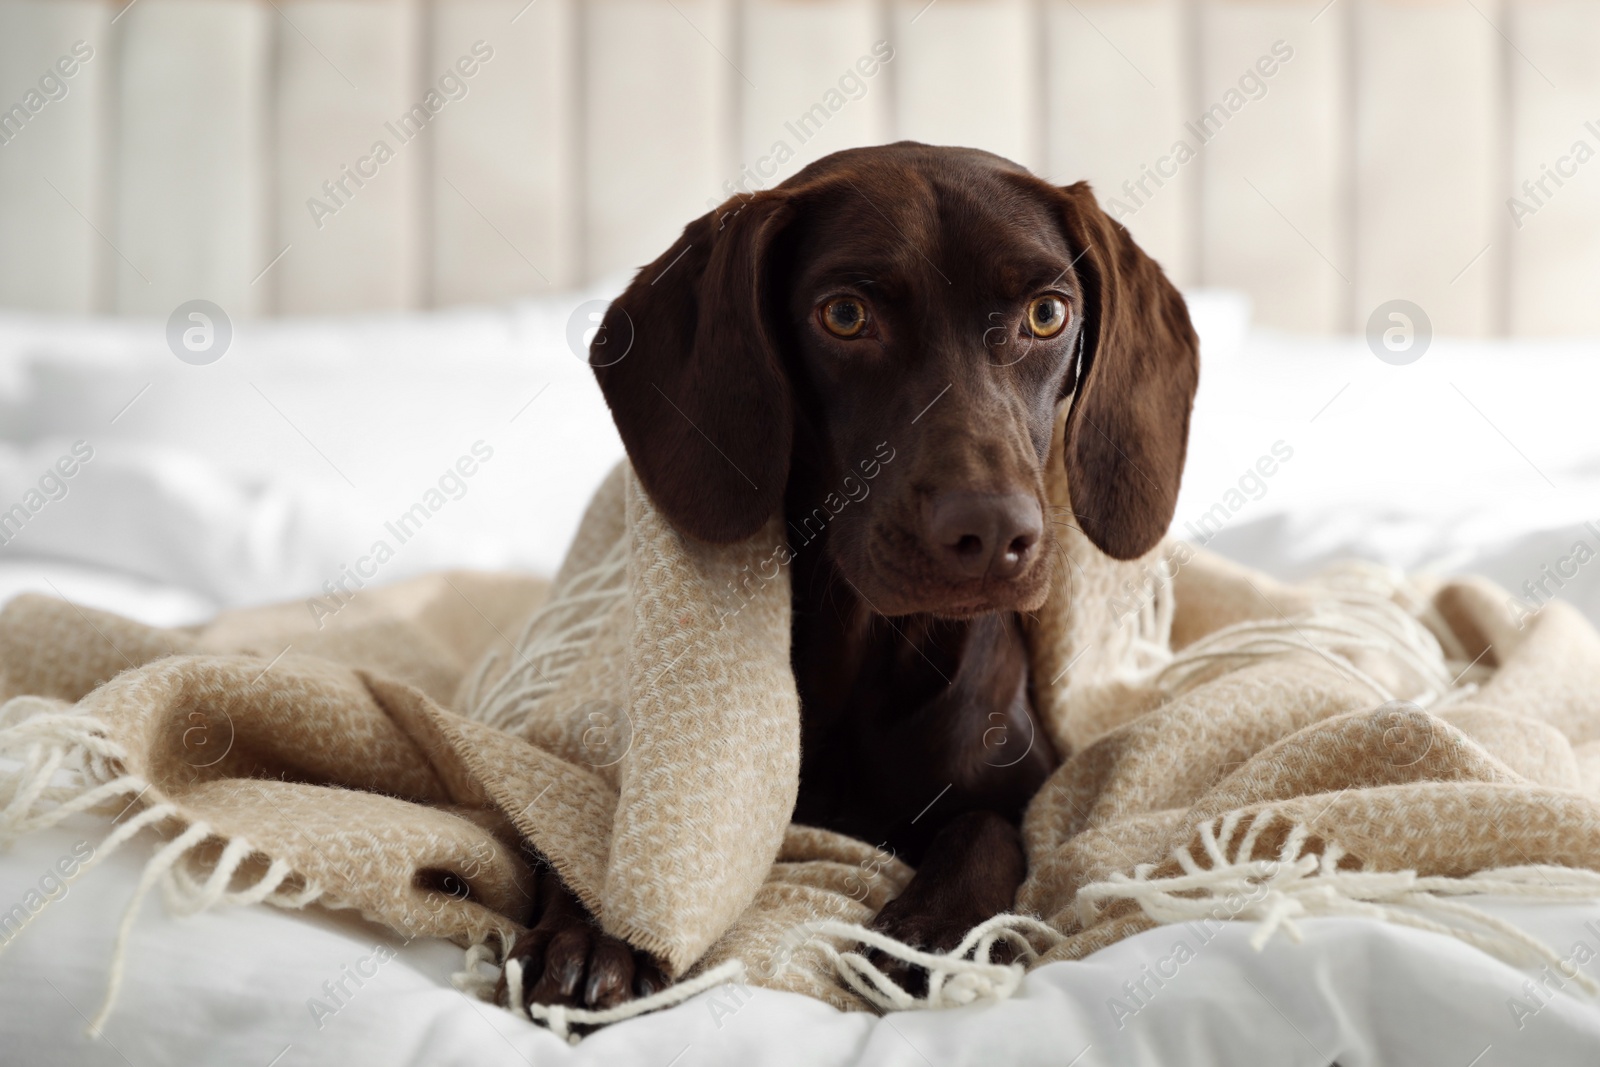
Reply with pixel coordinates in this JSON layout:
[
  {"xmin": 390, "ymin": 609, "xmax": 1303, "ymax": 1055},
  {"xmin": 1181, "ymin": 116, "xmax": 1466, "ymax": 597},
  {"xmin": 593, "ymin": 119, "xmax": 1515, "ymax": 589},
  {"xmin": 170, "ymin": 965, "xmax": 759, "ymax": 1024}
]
[
  {"xmin": 3, "ymin": 293, "xmax": 1600, "ymax": 1065},
  {"xmin": 4, "ymin": 814, "xmax": 1600, "ymax": 1066}
]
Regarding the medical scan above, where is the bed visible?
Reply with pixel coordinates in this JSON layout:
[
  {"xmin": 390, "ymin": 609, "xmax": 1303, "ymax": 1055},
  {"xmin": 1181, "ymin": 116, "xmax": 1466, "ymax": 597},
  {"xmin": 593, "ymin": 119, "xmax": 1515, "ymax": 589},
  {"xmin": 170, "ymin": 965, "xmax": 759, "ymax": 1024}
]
[{"xmin": 3, "ymin": 290, "xmax": 1600, "ymax": 1065}]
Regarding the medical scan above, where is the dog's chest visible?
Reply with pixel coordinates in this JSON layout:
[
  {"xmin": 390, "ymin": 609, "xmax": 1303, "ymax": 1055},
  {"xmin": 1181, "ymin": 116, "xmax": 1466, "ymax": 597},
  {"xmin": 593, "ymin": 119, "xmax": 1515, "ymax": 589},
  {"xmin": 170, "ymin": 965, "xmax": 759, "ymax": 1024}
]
[{"xmin": 788, "ymin": 596, "xmax": 1056, "ymax": 864}]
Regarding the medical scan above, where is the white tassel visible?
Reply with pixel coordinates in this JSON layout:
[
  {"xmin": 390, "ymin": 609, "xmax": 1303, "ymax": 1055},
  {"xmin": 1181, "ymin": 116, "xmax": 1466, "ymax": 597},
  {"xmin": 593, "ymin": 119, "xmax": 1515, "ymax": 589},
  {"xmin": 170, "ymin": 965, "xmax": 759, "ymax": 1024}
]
[
  {"xmin": 0, "ymin": 695, "xmax": 71, "ymax": 728},
  {"xmin": 0, "ymin": 798, "xmax": 184, "ymax": 965},
  {"xmin": 451, "ymin": 936, "xmax": 510, "ymax": 1005},
  {"xmin": 466, "ymin": 544, "xmax": 629, "ymax": 730},
  {"xmin": 162, "ymin": 835, "xmax": 256, "ymax": 915},
  {"xmin": 1143, "ymin": 559, "xmax": 1456, "ymax": 708},
  {"xmin": 484, "ymin": 954, "xmax": 749, "ymax": 1044},
  {"xmin": 798, "ymin": 914, "xmax": 1065, "ymax": 1013},
  {"xmin": 89, "ymin": 820, "xmax": 214, "ymax": 1034},
  {"xmin": 1076, "ymin": 816, "xmax": 1600, "ymax": 997},
  {"xmin": 500, "ymin": 955, "xmax": 527, "ymax": 1019}
]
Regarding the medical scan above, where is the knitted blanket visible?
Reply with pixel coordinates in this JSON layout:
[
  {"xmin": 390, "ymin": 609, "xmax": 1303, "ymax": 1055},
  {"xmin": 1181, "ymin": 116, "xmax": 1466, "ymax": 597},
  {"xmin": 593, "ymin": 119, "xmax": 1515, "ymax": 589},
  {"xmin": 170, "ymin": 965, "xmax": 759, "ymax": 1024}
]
[{"xmin": 7, "ymin": 429, "xmax": 1600, "ymax": 1035}]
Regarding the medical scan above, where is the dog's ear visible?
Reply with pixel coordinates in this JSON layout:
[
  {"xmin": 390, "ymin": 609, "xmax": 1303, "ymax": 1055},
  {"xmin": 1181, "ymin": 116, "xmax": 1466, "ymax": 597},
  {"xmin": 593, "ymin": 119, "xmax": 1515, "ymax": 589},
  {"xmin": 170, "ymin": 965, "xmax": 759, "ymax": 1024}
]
[
  {"xmin": 1053, "ymin": 181, "xmax": 1199, "ymax": 561},
  {"xmin": 591, "ymin": 193, "xmax": 796, "ymax": 544}
]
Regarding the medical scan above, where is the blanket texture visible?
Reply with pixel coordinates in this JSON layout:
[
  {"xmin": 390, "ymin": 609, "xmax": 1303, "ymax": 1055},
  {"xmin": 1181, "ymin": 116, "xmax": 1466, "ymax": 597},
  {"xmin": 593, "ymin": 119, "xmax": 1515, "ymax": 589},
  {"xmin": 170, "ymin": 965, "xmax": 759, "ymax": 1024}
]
[{"xmin": 7, "ymin": 416, "xmax": 1600, "ymax": 1031}]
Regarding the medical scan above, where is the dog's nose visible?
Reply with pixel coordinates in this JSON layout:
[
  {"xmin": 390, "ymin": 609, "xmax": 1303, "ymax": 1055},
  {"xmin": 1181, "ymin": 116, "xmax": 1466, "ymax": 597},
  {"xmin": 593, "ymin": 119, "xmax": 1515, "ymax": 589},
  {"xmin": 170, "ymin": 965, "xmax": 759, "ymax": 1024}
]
[{"xmin": 925, "ymin": 491, "xmax": 1043, "ymax": 580}]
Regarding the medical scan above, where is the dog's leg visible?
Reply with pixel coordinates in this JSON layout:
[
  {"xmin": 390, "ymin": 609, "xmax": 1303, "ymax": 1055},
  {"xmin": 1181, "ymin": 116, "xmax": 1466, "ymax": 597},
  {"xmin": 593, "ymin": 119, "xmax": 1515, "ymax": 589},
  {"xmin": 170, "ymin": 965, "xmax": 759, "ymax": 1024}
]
[
  {"xmin": 866, "ymin": 809, "xmax": 1027, "ymax": 992},
  {"xmin": 499, "ymin": 866, "xmax": 668, "ymax": 1011}
]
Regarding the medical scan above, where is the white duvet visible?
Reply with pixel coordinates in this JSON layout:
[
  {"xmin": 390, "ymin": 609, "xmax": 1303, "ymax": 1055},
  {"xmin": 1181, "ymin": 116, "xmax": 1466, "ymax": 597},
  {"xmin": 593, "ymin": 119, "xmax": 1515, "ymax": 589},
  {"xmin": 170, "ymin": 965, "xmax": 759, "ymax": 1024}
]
[{"xmin": 3, "ymin": 292, "xmax": 1600, "ymax": 1065}]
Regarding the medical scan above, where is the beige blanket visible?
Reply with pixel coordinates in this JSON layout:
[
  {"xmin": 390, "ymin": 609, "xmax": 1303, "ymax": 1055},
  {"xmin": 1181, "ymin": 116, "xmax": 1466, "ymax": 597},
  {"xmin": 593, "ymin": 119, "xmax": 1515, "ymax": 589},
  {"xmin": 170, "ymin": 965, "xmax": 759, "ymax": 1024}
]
[{"xmin": 7, "ymin": 431, "xmax": 1600, "ymax": 1032}]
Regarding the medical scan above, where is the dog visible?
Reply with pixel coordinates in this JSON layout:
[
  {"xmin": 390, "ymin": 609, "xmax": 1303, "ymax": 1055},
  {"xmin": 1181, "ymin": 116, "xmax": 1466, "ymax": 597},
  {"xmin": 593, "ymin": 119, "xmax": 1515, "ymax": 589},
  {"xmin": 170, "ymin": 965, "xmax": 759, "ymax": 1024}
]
[{"xmin": 505, "ymin": 142, "xmax": 1199, "ymax": 1010}]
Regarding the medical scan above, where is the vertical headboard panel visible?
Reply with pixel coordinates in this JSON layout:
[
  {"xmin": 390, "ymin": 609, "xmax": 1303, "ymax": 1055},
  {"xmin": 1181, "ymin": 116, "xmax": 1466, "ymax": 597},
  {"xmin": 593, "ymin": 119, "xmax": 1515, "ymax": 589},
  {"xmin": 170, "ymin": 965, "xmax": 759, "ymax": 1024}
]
[
  {"xmin": 1198, "ymin": 2, "xmax": 1348, "ymax": 333},
  {"xmin": 275, "ymin": 0, "xmax": 425, "ymax": 315},
  {"xmin": 0, "ymin": 0, "xmax": 108, "ymax": 315},
  {"xmin": 431, "ymin": 0, "xmax": 578, "ymax": 301},
  {"xmin": 1508, "ymin": 0, "xmax": 1600, "ymax": 336},
  {"xmin": 892, "ymin": 0, "xmax": 1040, "ymax": 173},
  {"xmin": 583, "ymin": 0, "xmax": 733, "ymax": 282},
  {"xmin": 1, "ymin": 0, "xmax": 1597, "ymax": 335},
  {"xmin": 1356, "ymin": 0, "xmax": 1503, "ymax": 336},
  {"xmin": 740, "ymin": 0, "xmax": 890, "ymax": 192},
  {"xmin": 112, "ymin": 0, "xmax": 270, "ymax": 317},
  {"xmin": 272, "ymin": 0, "xmax": 423, "ymax": 314},
  {"xmin": 1044, "ymin": 0, "xmax": 1194, "ymax": 285}
]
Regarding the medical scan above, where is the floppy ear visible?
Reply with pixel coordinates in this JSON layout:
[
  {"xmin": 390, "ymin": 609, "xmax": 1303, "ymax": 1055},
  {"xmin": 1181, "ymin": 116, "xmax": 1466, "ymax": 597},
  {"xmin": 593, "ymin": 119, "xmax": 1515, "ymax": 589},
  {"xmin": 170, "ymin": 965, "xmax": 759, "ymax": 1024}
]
[
  {"xmin": 1054, "ymin": 181, "xmax": 1199, "ymax": 561},
  {"xmin": 591, "ymin": 194, "xmax": 795, "ymax": 544}
]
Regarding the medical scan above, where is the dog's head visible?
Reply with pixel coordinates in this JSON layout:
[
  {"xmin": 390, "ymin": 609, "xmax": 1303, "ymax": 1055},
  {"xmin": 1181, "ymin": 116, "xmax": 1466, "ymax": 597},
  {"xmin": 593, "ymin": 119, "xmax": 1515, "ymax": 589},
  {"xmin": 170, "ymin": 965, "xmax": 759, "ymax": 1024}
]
[{"xmin": 591, "ymin": 142, "xmax": 1198, "ymax": 618}]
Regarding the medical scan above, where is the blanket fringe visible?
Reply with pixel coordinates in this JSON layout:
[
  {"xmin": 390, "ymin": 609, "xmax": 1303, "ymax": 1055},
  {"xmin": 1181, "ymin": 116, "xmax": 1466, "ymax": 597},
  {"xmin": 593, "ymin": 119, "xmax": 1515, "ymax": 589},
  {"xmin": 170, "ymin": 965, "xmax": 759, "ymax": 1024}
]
[
  {"xmin": 0, "ymin": 699, "xmax": 324, "ymax": 1034},
  {"xmin": 469, "ymin": 913, "xmax": 1064, "ymax": 1033},
  {"xmin": 801, "ymin": 915, "xmax": 1066, "ymax": 1013},
  {"xmin": 1076, "ymin": 810, "xmax": 1600, "ymax": 996},
  {"xmin": 451, "ymin": 937, "xmax": 506, "ymax": 1002},
  {"xmin": 1150, "ymin": 561, "xmax": 1457, "ymax": 707},
  {"xmin": 465, "ymin": 542, "xmax": 629, "ymax": 730},
  {"xmin": 479, "ymin": 945, "xmax": 748, "ymax": 1044}
]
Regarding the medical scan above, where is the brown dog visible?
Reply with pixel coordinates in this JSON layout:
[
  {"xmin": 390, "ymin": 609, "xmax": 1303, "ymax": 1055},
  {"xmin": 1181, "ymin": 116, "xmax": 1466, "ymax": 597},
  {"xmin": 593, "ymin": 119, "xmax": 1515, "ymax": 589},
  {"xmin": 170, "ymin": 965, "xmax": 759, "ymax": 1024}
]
[{"xmin": 506, "ymin": 142, "xmax": 1198, "ymax": 1010}]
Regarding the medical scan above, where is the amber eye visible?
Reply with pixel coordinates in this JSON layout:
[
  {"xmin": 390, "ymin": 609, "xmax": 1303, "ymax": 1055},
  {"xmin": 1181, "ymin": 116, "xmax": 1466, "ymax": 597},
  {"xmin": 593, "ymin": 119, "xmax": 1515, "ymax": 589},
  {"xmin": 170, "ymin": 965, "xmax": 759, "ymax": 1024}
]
[
  {"xmin": 821, "ymin": 298, "xmax": 868, "ymax": 338},
  {"xmin": 1025, "ymin": 295, "xmax": 1069, "ymax": 338}
]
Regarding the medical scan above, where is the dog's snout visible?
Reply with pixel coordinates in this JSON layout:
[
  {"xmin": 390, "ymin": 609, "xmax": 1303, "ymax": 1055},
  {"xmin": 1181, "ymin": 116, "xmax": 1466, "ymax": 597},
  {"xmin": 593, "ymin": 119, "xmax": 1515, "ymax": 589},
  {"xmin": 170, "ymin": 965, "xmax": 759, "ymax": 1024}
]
[{"xmin": 925, "ymin": 491, "xmax": 1043, "ymax": 581}]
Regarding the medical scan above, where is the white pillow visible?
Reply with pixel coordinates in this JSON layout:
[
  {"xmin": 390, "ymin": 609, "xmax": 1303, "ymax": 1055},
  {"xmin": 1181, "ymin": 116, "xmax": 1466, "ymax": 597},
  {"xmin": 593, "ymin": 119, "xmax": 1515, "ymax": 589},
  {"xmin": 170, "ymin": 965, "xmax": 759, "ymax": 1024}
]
[{"xmin": 0, "ymin": 290, "xmax": 630, "ymax": 604}]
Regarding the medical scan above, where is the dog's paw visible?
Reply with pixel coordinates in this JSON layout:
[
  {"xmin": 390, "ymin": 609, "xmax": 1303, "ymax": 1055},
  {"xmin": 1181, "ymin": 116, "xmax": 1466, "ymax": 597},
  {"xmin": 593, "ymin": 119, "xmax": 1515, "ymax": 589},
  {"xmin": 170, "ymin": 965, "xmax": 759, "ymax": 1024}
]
[
  {"xmin": 863, "ymin": 894, "xmax": 976, "ymax": 996},
  {"xmin": 863, "ymin": 883, "xmax": 1017, "ymax": 997},
  {"xmin": 504, "ymin": 921, "xmax": 667, "ymax": 1011},
  {"xmin": 498, "ymin": 868, "xmax": 668, "ymax": 1013}
]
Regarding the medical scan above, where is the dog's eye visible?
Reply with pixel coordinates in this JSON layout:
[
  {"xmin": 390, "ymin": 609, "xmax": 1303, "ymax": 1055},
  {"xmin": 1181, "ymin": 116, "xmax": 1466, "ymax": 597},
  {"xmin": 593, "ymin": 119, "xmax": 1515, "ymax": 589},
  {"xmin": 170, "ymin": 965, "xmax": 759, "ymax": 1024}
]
[
  {"xmin": 821, "ymin": 298, "xmax": 868, "ymax": 338},
  {"xmin": 1025, "ymin": 296, "xmax": 1068, "ymax": 338}
]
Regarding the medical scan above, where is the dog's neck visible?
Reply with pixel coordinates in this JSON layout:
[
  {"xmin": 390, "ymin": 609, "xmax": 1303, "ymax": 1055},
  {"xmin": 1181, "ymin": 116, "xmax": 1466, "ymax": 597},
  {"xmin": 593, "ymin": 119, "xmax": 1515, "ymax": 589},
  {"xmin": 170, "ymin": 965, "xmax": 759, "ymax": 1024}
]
[{"xmin": 787, "ymin": 537, "xmax": 963, "ymax": 725}]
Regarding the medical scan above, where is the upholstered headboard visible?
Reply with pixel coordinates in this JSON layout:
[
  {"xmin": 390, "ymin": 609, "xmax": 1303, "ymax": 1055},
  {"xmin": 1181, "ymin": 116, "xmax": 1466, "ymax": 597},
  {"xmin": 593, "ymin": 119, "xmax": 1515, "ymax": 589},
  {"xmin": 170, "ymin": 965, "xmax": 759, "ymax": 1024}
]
[{"xmin": 0, "ymin": 0, "xmax": 1593, "ymax": 335}]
